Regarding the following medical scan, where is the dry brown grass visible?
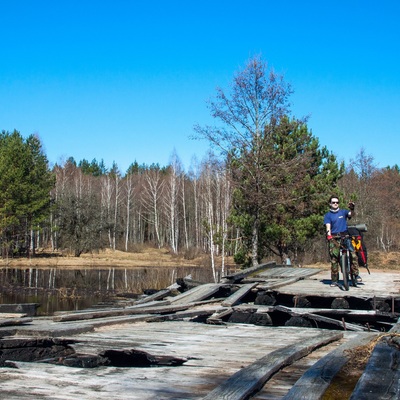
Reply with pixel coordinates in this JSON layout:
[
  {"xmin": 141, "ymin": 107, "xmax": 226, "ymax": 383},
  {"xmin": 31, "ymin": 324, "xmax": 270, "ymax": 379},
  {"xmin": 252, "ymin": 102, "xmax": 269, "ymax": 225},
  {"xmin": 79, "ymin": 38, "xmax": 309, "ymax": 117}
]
[
  {"xmin": 304, "ymin": 250, "xmax": 400, "ymax": 273},
  {"xmin": 0, "ymin": 246, "xmax": 235, "ymax": 270},
  {"xmin": 322, "ymin": 333, "xmax": 400, "ymax": 399},
  {"xmin": 367, "ymin": 250, "xmax": 400, "ymax": 270},
  {"xmin": 1, "ymin": 247, "xmax": 399, "ymax": 271}
]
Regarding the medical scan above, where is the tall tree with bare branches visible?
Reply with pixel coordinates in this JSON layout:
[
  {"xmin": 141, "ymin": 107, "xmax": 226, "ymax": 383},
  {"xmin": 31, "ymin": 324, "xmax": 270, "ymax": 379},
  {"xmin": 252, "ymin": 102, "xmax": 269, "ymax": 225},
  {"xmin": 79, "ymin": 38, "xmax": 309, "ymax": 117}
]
[
  {"xmin": 194, "ymin": 56, "xmax": 292, "ymax": 265},
  {"xmin": 195, "ymin": 56, "xmax": 342, "ymax": 266}
]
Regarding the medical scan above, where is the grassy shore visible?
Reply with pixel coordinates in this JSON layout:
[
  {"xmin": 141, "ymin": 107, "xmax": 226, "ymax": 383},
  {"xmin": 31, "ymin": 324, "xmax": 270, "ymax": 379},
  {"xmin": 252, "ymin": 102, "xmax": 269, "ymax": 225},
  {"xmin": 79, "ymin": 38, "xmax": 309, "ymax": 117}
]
[{"xmin": 0, "ymin": 247, "xmax": 398, "ymax": 272}]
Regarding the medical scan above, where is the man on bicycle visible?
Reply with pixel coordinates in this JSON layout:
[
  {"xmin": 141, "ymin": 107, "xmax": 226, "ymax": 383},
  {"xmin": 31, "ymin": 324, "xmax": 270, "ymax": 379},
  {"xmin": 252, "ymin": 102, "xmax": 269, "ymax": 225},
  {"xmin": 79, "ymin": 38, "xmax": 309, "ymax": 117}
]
[{"xmin": 324, "ymin": 195, "xmax": 361, "ymax": 287}]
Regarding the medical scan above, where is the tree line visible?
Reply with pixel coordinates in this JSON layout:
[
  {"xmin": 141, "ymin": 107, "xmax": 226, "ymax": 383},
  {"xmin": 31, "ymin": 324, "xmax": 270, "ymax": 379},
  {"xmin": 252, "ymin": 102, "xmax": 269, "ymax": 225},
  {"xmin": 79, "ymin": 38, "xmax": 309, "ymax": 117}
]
[{"xmin": 1, "ymin": 57, "xmax": 399, "ymax": 278}]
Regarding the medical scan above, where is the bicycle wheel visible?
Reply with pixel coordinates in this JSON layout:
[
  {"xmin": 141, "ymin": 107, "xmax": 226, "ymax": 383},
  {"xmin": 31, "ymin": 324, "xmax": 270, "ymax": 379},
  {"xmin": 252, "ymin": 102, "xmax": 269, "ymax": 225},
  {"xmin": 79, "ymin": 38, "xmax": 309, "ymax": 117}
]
[{"xmin": 341, "ymin": 253, "xmax": 349, "ymax": 291}]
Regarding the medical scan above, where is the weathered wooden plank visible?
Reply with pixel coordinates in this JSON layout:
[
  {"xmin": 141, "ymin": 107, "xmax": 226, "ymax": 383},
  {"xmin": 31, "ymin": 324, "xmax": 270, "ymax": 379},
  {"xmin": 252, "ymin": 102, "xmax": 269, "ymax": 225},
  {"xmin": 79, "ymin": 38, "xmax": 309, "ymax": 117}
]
[
  {"xmin": 147, "ymin": 306, "xmax": 226, "ymax": 322},
  {"xmin": 207, "ymin": 308, "xmax": 234, "ymax": 324},
  {"xmin": 245, "ymin": 267, "xmax": 322, "ymax": 290},
  {"xmin": 53, "ymin": 300, "xmax": 172, "ymax": 322},
  {"xmin": 256, "ymin": 267, "xmax": 321, "ymax": 279},
  {"xmin": 221, "ymin": 283, "xmax": 258, "ymax": 307},
  {"xmin": 236, "ymin": 304, "xmax": 391, "ymax": 318},
  {"xmin": 350, "ymin": 323, "xmax": 400, "ymax": 399},
  {"xmin": 275, "ymin": 305, "xmax": 373, "ymax": 331},
  {"xmin": 168, "ymin": 283, "xmax": 223, "ymax": 305},
  {"xmin": 133, "ymin": 277, "xmax": 190, "ymax": 304},
  {"xmin": 350, "ymin": 340, "xmax": 400, "ymax": 399},
  {"xmin": 2, "ymin": 322, "xmax": 339, "ymax": 399},
  {"xmin": 279, "ymin": 306, "xmax": 394, "ymax": 319},
  {"xmin": 53, "ymin": 302, "xmax": 191, "ymax": 322},
  {"xmin": 274, "ymin": 270, "xmax": 400, "ymax": 299},
  {"xmin": 282, "ymin": 334, "xmax": 377, "ymax": 400},
  {"xmin": 134, "ymin": 288, "xmax": 174, "ymax": 304},
  {"xmin": 221, "ymin": 261, "xmax": 277, "ymax": 283},
  {"xmin": 253, "ymin": 336, "xmax": 360, "ymax": 399},
  {"xmin": 202, "ymin": 331, "xmax": 343, "ymax": 400},
  {"xmin": 0, "ymin": 317, "xmax": 33, "ymax": 327},
  {"xmin": 0, "ymin": 313, "xmax": 27, "ymax": 318},
  {"xmin": 256, "ymin": 276, "xmax": 308, "ymax": 290}
]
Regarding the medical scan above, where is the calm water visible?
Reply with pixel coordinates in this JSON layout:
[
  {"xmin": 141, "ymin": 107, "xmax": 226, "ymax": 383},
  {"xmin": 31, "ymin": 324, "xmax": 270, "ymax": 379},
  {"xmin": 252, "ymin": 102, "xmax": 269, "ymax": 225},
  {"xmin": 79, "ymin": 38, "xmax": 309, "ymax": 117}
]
[{"xmin": 0, "ymin": 266, "xmax": 216, "ymax": 316}]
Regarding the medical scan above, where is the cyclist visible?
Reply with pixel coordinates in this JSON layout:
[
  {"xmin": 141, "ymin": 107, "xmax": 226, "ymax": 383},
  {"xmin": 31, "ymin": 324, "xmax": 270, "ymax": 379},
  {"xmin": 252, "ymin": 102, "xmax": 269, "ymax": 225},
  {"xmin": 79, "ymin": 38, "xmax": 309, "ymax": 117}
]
[{"xmin": 324, "ymin": 195, "xmax": 361, "ymax": 287}]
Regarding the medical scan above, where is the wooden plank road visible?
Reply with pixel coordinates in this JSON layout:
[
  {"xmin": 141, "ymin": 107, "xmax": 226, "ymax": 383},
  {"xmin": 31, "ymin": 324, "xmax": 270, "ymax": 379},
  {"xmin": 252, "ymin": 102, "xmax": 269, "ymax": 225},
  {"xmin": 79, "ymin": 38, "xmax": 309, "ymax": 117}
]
[
  {"xmin": 0, "ymin": 321, "xmax": 350, "ymax": 400},
  {"xmin": 281, "ymin": 333, "xmax": 377, "ymax": 400},
  {"xmin": 202, "ymin": 330, "xmax": 343, "ymax": 400},
  {"xmin": 274, "ymin": 269, "xmax": 400, "ymax": 299},
  {"xmin": 0, "ymin": 265, "xmax": 398, "ymax": 399}
]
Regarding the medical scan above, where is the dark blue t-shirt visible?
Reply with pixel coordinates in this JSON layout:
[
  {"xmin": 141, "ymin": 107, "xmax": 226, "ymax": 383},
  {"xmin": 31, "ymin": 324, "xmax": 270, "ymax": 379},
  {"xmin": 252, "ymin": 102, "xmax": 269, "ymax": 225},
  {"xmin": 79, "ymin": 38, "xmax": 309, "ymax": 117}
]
[{"xmin": 323, "ymin": 209, "xmax": 350, "ymax": 234}]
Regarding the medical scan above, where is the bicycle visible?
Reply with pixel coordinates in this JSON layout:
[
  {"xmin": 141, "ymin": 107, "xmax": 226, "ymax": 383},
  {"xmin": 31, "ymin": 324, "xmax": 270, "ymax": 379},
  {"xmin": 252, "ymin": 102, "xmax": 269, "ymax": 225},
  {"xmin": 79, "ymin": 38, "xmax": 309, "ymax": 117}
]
[{"xmin": 334, "ymin": 233, "xmax": 357, "ymax": 291}]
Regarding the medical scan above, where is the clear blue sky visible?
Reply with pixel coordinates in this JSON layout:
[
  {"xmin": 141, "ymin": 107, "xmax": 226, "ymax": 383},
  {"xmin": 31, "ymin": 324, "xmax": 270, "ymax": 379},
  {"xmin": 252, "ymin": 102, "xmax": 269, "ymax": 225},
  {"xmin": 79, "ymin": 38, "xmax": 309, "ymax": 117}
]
[{"xmin": 1, "ymin": 1, "xmax": 399, "ymax": 174}]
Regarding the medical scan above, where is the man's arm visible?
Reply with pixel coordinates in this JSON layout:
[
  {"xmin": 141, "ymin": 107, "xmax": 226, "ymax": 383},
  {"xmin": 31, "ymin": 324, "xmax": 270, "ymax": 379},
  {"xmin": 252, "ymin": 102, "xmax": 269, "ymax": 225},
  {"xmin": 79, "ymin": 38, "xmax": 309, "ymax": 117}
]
[
  {"xmin": 348, "ymin": 202, "xmax": 355, "ymax": 218},
  {"xmin": 325, "ymin": 223, "xmax": 332, "ymax": 240}
]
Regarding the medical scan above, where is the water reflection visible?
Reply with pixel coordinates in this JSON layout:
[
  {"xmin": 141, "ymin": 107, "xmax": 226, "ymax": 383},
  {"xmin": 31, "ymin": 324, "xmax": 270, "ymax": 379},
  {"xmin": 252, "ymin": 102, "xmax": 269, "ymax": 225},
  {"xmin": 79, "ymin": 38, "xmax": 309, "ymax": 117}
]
[{"xmin": 0, "ymin": 266, "xmax": 216, "ymax": 316}]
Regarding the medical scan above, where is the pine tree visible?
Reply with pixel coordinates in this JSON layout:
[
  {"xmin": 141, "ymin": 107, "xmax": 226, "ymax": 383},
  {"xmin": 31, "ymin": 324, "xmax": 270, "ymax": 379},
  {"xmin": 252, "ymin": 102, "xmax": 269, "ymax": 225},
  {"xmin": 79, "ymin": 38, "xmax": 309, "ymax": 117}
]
[{"xmin": 0, "ymin": 130, "xmax": 55, "ymax": 257}]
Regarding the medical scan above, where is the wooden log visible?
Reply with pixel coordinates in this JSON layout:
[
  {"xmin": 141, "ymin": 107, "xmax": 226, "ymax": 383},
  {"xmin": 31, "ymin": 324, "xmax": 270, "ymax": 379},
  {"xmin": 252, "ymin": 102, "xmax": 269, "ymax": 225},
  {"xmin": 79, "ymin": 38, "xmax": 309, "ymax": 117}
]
[
  {"xmin": 282, "ymin": 334, "xmax": 377, "ymax": 400},
  {"xmin": 350, "ymin": 323, "xmax": 400, "ymax": 399},
  {"xmin": 221, "ymin": 283, "xmax": 258, "ymax": 307},
  {"xmin": 202, "ymin": 331, "xmax": 343, "ymax": 400},
  {"xmin": 221, "ymin": 261, "xmax": 277, "ymax": 283}
]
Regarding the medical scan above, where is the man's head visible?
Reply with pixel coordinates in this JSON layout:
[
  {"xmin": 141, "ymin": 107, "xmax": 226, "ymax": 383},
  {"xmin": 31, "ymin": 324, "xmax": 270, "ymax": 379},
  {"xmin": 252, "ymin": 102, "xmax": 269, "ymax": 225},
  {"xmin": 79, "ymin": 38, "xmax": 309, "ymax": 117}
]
[{"xmin": 329, "ymin": 196, "xmax": 340, "ymax": 209}]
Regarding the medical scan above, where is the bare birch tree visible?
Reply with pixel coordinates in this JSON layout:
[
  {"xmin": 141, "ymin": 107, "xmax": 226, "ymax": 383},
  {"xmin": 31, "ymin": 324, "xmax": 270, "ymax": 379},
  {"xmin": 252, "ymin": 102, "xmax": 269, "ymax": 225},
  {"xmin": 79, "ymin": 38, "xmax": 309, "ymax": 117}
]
[
  {"xmin": 142, "ymin": 166, "xmax": 164, "ymax": 248},
  {"xmin": 123, "ymin": 171, "xmax": 136, "ymax": 251},
  {"xmin": 164, "ymin": 151, "xmax": 182, "ymax": 253},
  {"xmin": 201, "ymin": 159, "xmax": 218, "ymax": 282}
]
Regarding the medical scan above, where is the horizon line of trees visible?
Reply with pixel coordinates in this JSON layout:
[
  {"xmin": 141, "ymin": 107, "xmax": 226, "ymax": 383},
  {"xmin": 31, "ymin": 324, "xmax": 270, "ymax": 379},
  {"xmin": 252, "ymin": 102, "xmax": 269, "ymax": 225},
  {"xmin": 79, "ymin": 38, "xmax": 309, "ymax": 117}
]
[
  {"xmin": 1, "ymin": 129, "xmax": 399, "ymax": 268},
  {"xmin": 1, "ymin": 57, "xmax": 399, "ymax": 281}
]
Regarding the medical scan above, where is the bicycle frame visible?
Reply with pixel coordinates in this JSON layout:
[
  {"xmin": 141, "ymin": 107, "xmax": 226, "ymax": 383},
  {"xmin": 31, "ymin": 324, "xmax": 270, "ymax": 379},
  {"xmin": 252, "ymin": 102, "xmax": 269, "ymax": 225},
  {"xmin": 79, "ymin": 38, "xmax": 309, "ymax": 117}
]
[{"xmin": 335, "ymin": 234, "xmax": 357, "ymax": 291}]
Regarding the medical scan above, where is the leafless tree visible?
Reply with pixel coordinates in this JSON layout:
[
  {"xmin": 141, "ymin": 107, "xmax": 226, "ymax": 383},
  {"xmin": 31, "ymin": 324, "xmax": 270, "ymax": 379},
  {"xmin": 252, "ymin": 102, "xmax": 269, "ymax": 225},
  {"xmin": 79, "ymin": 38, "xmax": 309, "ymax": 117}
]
[
  {"xmin": 164, "ymin": 151, "xmax": 182, "ymax": 253},
  {"xmin": 142, "ymin": 166, "xmax": 165, "ymax": 248},
  {"xmin": 194, "ymin": 55, "xmax": 293, "ymax": 266}
]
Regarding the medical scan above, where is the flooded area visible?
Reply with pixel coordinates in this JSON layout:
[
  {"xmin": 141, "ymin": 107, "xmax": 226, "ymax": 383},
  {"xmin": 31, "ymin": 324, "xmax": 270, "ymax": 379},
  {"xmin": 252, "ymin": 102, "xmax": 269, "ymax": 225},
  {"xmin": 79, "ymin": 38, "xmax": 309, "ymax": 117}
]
[{"xmin": 0, "ymin": 266, "xmax": 216, "ymax": 315}]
